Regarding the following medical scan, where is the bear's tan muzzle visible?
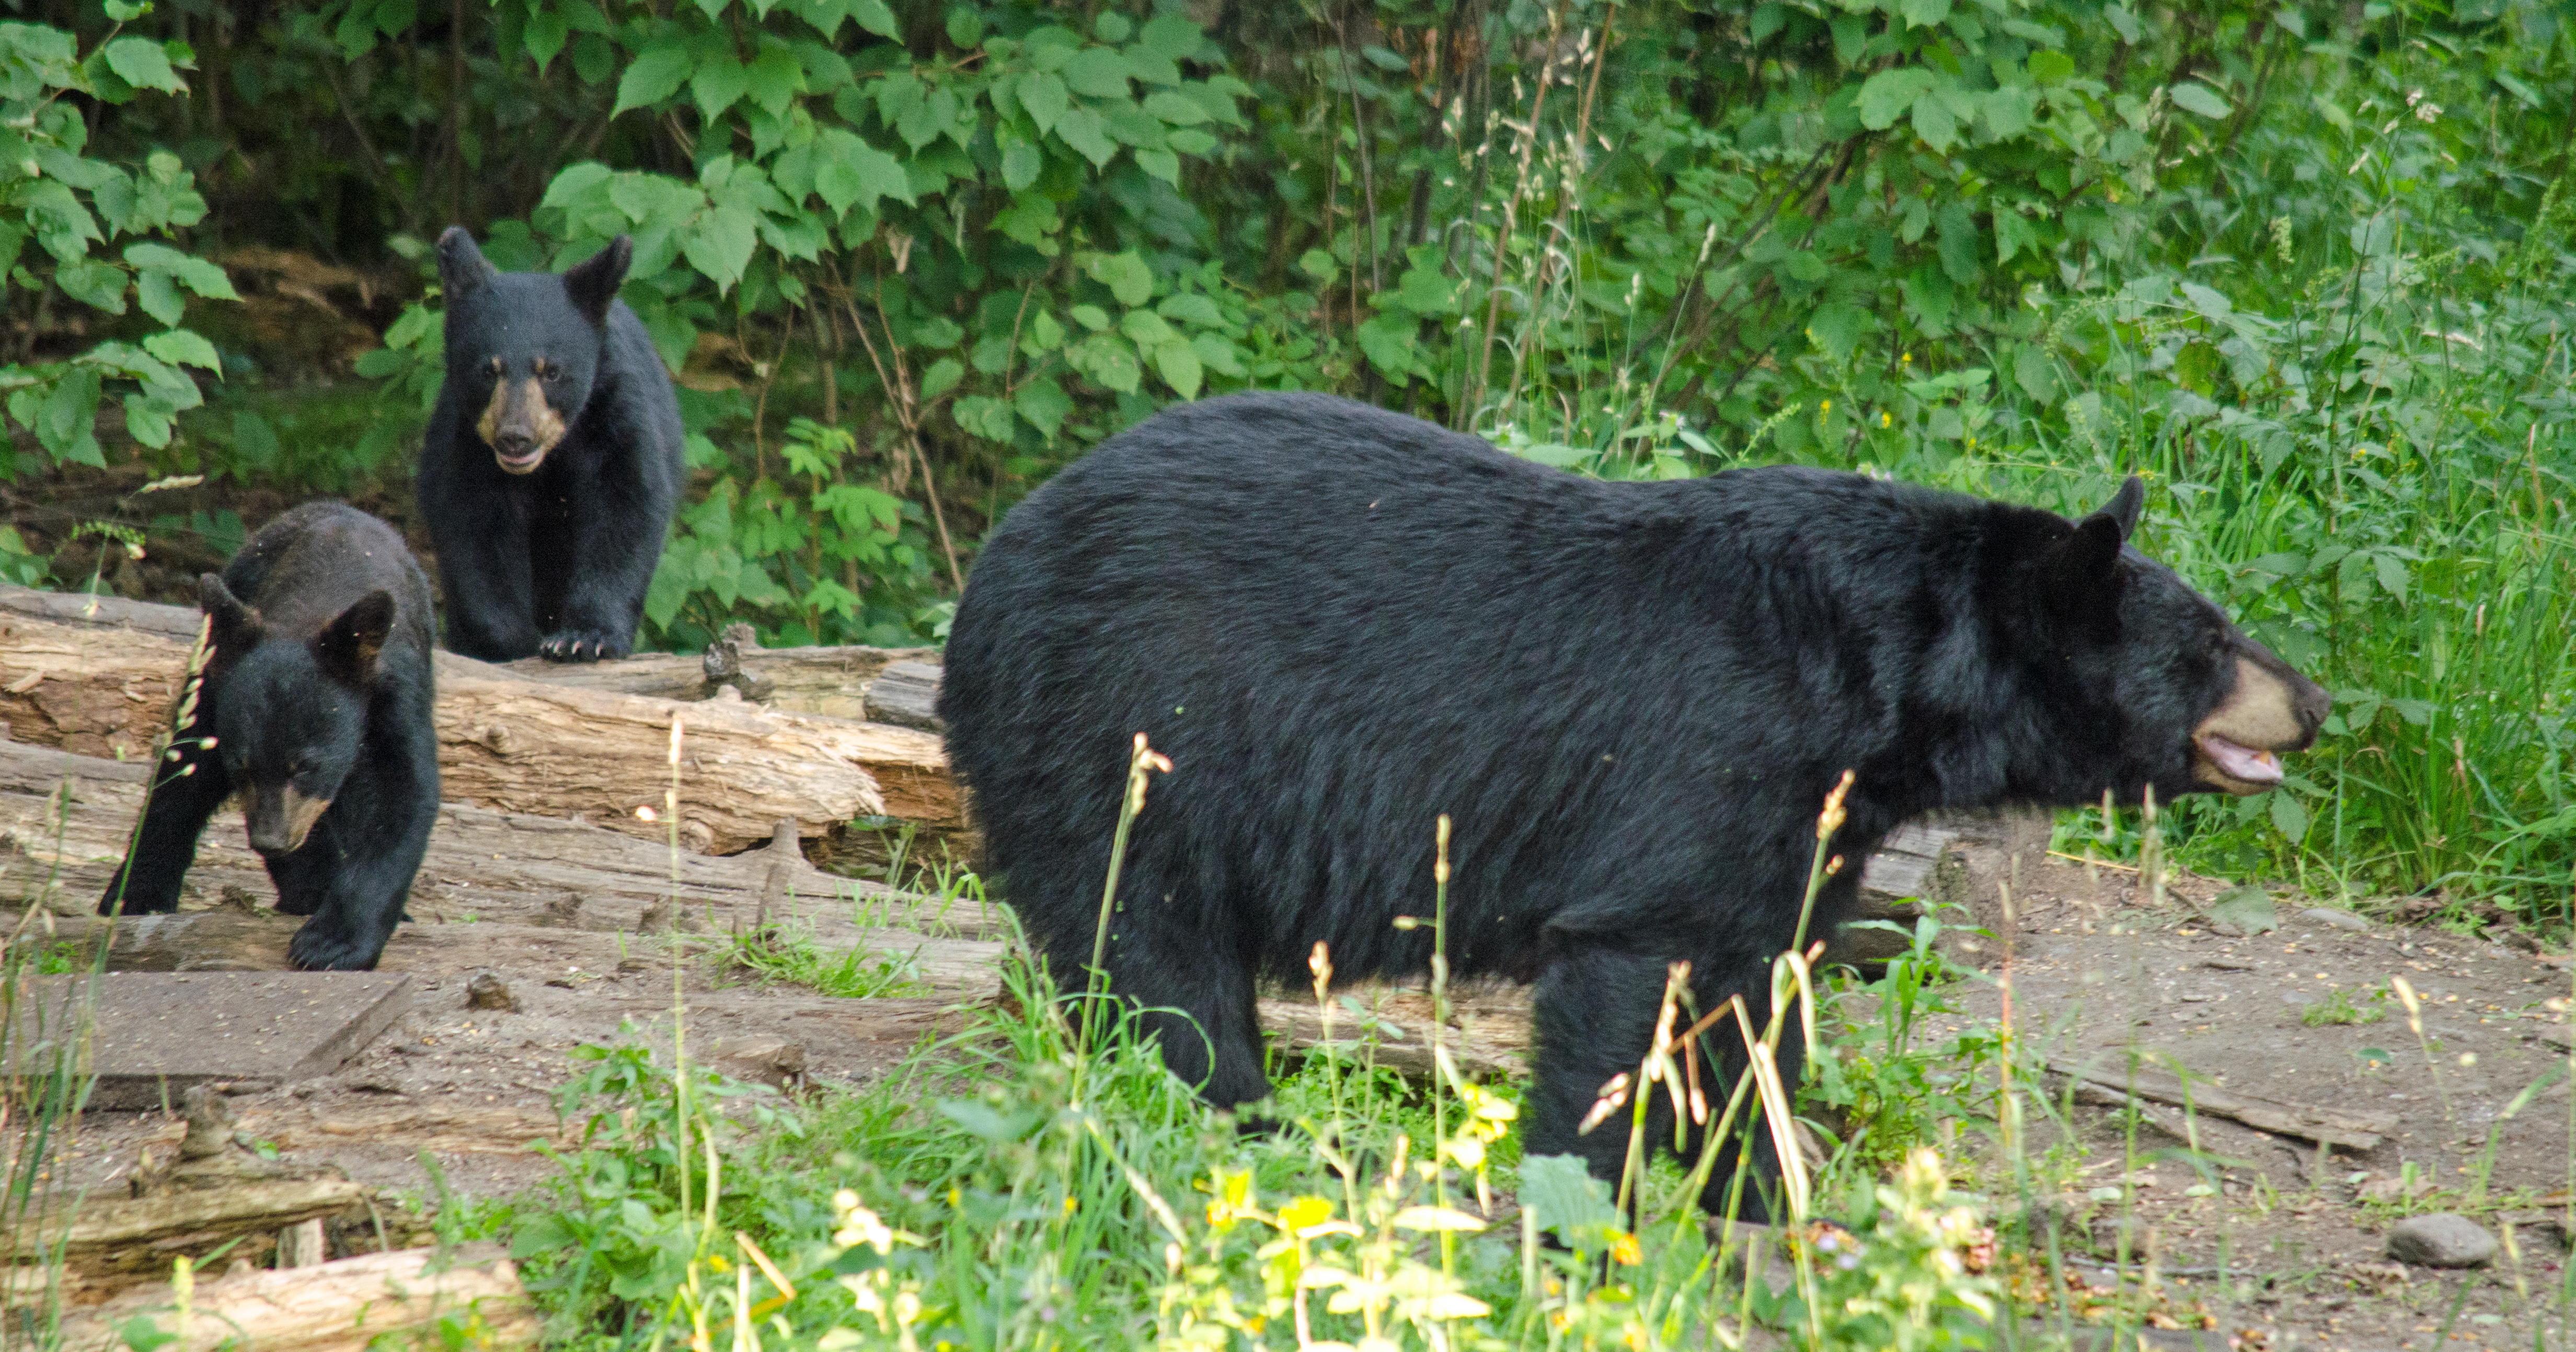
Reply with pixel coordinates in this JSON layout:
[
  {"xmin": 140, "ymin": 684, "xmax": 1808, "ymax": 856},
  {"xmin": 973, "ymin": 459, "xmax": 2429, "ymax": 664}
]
[{"xmin": 2191, "ymin": 654, "xmax": 2331, "ymax": 795}]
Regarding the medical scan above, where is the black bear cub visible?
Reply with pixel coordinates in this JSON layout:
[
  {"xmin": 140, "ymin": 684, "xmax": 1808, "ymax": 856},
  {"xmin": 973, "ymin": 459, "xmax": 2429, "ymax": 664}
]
[
  {"xmin": 418, "ymin": 229, "xmax": 684, "ymax": 663},
  {"xmin": 101, "ymin": 503, "xmax": 440, "ymax": 972},
  {"xmin": 940, "ymin": 392, "xmax": 2330, "ymax": 1217}
]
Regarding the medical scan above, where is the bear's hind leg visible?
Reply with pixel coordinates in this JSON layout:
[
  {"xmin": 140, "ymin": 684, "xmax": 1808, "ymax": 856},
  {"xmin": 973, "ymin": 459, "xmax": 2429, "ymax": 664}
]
[
  {"xmin": 1052, "ymin": 920, "xmax": 1270, "ymax": 1109},
  {"xmin": 1526, "ymin": 940, "xmax": 1789, "ymax": 1224}
]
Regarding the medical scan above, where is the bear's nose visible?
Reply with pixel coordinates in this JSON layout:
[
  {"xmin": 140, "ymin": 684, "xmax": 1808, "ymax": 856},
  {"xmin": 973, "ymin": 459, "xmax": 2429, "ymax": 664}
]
[{"xmin": 494, "ymin": 429, "xmax": 536, "ymax": 454}]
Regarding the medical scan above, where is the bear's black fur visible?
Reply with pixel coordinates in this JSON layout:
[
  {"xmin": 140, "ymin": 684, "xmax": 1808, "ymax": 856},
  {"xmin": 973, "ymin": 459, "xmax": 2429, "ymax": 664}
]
[
  {"xmin": 101, "ymin": 502, "xmax": 440, "ymax": 972},
  {"xmin": 418, "ymin": 229, "xmax": 684, "ymax": 662},
  {"xmin": 939, "ymin": 392, "xmax": 2329, "ymax": 1214}
]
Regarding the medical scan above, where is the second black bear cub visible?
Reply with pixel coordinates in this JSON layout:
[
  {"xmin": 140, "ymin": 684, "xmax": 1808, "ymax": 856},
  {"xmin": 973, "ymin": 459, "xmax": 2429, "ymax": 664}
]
[
  {"xmin": 418, "ymin": 229, "xmax": 684, "ymax": 662},
  {"xmin": 101, "ymin": 502, "xmax": 440, "ymax": 972}
]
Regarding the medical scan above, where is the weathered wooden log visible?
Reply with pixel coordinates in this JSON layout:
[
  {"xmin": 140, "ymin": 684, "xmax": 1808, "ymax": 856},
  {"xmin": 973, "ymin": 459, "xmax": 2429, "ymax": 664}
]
[
  {"xmin": 3, "ymin": 1176, "xmax": 366, "ymax": 1275},
  {"xmin": 0, "ymin": 589, "xmax": 957, "ymax": 852},
  {"xmin": 434, "ymin": 673, "xmax": 954, "ymax": 853},
  {"xmin": 49, "ymin": 1243, "xmax": 536, "ymax": 1350},
  {"xmin": 864, "ymin": 659, "xmax": 944, "ymax": 731},
  {"xmin": 0, "ymin": 741, "xmax": 1002, "ymax": 944}
]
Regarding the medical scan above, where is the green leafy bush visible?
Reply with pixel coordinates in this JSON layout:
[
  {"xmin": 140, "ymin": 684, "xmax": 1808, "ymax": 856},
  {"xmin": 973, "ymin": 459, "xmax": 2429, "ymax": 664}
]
[{"xmin": 0, "ymin": 5, "xmax": 231, "ymax": 484}]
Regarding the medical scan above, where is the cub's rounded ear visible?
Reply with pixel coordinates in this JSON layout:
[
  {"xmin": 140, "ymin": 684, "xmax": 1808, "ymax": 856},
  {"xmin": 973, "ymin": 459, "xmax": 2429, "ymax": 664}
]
[
  {"xmin": 198, "ymin": 574, "xmax": 262, "ymax": 654},
  {"xmin": 561, "ymin": 235, "xmax": 634, "ymax": 329},
  {"xmin": 315, "ymin": 590, "xmax": 397, "ymax": 688},
  {"xmin": 436, "ymin": 226, "xmax": 498, "ymax": 299}
]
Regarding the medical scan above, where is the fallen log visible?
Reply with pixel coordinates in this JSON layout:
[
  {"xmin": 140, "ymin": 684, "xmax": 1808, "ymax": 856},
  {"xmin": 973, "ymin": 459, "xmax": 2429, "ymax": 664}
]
[
  {"xmin": 0, "ymin": 741, "xmax": 1000, "ymax": 945},
  {"xmin": 0, "ymin": 589, "xmax": 957, "ymax": 852},
  {"xmin": 4, "ymin": 1176, "xmax": 366, "ymax": 1277},
  {"xmin": 2046, "ymin": 1056, "xmax": 2399, "ymax": 1152},
  {"xmin": 48, "ymin": 1243, "xmax": 536, "ymax": 1351},
  {"xmin": 436, "ymin": 673, "xmax": 956, "ymax": 852}
]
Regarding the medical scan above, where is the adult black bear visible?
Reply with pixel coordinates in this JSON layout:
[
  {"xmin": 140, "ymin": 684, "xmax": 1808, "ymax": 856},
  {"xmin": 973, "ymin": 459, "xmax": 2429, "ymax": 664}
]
[
  {"xmin": 940, "ymin": 392, "xmax": 2329, "ymax": 1214},
  {"xmin": 100, "ymin": 503, "xmax": 440, "ymax": 972},
  {"xmin": 418, "ymin": 230, "xmax": 684, "ymax": 662}
]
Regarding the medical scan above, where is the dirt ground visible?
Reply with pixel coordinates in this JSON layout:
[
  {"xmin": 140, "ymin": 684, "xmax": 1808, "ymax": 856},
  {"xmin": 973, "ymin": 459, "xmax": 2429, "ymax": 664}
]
[
  {"xmin": 1931, "ymin": 854, "xmax": 2576, "ymax": 1350},
  {"xmin": 27, "ymin": 832, "xmax": 2576, "ymax": 1347}
]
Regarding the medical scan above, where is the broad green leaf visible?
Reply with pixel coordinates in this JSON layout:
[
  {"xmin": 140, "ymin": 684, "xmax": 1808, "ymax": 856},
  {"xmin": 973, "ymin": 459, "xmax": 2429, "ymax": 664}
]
[
  {"xmin": 2028, "ymin": 50, "xmax": 2075, "ymax": 85},
  {"xmin": 1134, "ymin": 147, "xmax": 1180, "ymax": 185},
  {"xmin": 746, "ymin": 42, "xmax": 804, "ymax": 116},
  {"xmin": 55, "ymin": 259, "xmax": 126, "ymax": 313},
  {"xmin": 1911, "ymin": 91, "xmax": 1959, "ymax": 152},
  {"xmin": 1807, "ymin": 302, "xmax": 1867, "ymax": 360},
  {"xmin": 2268, "ymin": 793, "xmax": 2309, "ymax": 841},
  {"xmin": 144, "ymin": 329, "xmax": 221, "ymax": 371},
  {"xmin": 848, "ymin": 0, "xmax": 898, "ymax": 39},
  {"xmin": 1062, "ymin": 47, "xmax": 1131, "ymax": 98},
  {"xmin": 1157, "ymin": 293, "xmax": 1225, "ymax": 327},
  {"xmin": 1189, "ymin": 331, "xmax": 1243, "ymax": 376},
  {"xmin": 919, "ymin": 357, "xmax": 964, "ymax": 402},
  {"xmin": 1014, "ymin": 377, "xmax": 1072, "ymax": 440},
  {"xmin": 1086, "ymin": 250, "xmax": 1154, "ymax": 305},
  {"xmin": 1054, "ymin": 106, "xmax": 1116, "ymax": 167},
  {"xmin": 691, "ymin": 56, "xmax": 750, "ymax": 121},
  {"xmin": 1137, "ymin": 14, "xmax": 1204, "ymax": 62},
  {"xmin": 1856, "ymin": 69, "xmax": 1936, "ymax": 130},
  {"xmin": 1071, "ymin": 332, "xmax": 1140, "ymax": 393},
  {"xmin": 952, "ymin": 394, "xmax": 1015, "ymax": 441},
  {"xmin": 682, "ymin": 204, "xmax": 760, "ymax": 293},
  {"xmin": 1519, "ymin": 1156, "xmax": 1622, "ymax": 1243},
  {"xmin": 1900, "ymin": 0, "xmax": 1951, "ymax": 25},
  {"xmin": 1153, "ymin": 337, "xmax": 1201, "ymax": 399},
  {"xmin": 1000, "ymin": 134, "xmax": 1042, "ymax": 192},
  {"xmin": 102, "ymin": 37, "xmax": 183, "ymax": 93},
  {"xmin": 1935, "ymin": 203, "xmax": 1980, "ymax": 284},
  {"xmin": 2168, "ymin": 82, "xmax": 2230, "ymax": 118},
  {"xmin": 615, "ymin": 42, "xmax": 693, "ymax": 115},
  {"xmin": 136, "ymin": 270, "xmax": 183, "ymax": 326},
  {"xmin": 1142, "ymin": 90, "xmax": 1209, "ymax": 125},
  {"xmin": 523, "ymin": 6, "xmax": 569, "ymax": 69},
  {"xmin": 2373, "ymin": 552, "xmax": 2409, "ymax": 604},
  {"xmin": 1119, "ymin": 311, "xmax": 1177, "ymax": 346},
  {"xmin": 125, "ymin": 244, "xmax": 239, "ymax": 299},
  {"xmin": 1017, "ymin": 71, "xmax": 1070, "ymax": 135}
]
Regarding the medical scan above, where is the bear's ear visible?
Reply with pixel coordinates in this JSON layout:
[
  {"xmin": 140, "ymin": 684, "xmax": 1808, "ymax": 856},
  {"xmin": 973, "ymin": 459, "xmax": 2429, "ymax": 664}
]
[
  {"xmin": 2044, "ymin": 475, "xmax": 2146, "ymax": 601},
  {"xmin": 314, "ymin": 590, "xmax": 396, "ymax": 689},
  {"xmin": 198, "ymin": 574, "xmax": 262, "ymax": 656},
  {"xmin": 561, "ymin": 236, "xmax": 634, "ymax": 329},
  {"xmin": 2090, "ymin": 475, "xmax": 2145, "ymax": 543},
  {"xmin": 437, "ymin": 226, "xmax": 498, "ymax": 299}
]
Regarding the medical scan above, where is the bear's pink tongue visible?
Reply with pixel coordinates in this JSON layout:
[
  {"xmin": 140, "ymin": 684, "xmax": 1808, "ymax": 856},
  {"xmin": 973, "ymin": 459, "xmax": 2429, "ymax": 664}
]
[{"xmin": 2201, "ymin": 734, "xmax": 2283, "ymax": 786}]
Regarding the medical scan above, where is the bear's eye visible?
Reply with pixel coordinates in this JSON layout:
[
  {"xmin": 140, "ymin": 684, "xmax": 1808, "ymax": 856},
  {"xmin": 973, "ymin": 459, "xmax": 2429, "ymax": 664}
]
[
  {"xmin": 541, "ymin": 364, "xmax": 566, "ymax": 383},
  {"xmin": 291, "ymin": 754, "xmax": 316, "ymax": 777}
]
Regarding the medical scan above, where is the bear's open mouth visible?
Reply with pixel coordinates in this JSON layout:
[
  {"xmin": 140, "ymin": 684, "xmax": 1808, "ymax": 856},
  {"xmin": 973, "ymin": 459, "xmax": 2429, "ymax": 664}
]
[
  {"xmin": 494, "ymin": 445, "xmax": 547, "ymax": 474},
  {"xmin": 2194, "ymin": 732, "xmax": 2283, "ymax": 789}
]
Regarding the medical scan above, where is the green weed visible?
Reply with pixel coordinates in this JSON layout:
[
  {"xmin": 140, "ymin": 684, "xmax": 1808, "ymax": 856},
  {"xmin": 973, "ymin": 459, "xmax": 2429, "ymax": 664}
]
[{"xmin": 2299, "ymin": 984, "xmax": 2391, "ymax": 1028}]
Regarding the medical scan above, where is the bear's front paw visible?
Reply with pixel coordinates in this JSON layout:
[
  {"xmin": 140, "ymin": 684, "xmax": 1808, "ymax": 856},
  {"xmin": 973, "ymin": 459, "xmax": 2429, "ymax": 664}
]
[
  {"xmin": 287, "ymin": 923, "xmax": 385, "ymax": 972},
  {"xmin": 536, "ymin": 628, "xmax": 628, "ymax": 663}
]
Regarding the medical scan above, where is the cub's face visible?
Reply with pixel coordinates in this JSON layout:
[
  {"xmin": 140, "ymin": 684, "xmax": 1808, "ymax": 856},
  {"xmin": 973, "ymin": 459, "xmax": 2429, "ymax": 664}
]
[
  {"xmin": 435, "ymin": 229, "xmax": 634, "ymax": 476},
  {"xmin": 2015, "ymin": 478, "xmax": 2330, "ymax": 807},
  {"xmin": 212, "ymin": 647, "xmax": 368, "ymax": 857},
  {"xmin": 199, "ymin": 577, "xmax": 394, "ymax": 858},
  {"xmin": 452, "ymin": 277, "xmax": 602, "ymax": 474}
]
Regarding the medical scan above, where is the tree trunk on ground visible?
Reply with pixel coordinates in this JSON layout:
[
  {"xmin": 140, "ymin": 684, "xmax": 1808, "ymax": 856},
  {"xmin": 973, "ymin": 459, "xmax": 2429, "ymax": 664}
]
[
  {"xmin": 48, "ymin": 1242, "xmax": 535, "ymax": 1347},
  {"xmin": 0, "ymin": 589, "xmax": 957, "ymax": 853}
]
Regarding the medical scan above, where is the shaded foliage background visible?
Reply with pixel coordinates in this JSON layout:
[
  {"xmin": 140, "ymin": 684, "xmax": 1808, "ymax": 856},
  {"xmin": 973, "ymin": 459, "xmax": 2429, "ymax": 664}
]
[{"xmin": 2, "ymin": 0, "xmax": 2574, "ymax": 918}]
